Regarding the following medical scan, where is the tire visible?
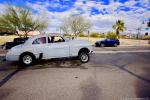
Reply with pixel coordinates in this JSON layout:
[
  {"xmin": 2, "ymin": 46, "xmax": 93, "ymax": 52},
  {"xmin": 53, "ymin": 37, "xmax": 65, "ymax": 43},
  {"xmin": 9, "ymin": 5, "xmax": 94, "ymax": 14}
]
[
  {"xmin": 19, "ymin": 53, "xmax": 36, "ymax": 66},
  {"xmin": 100, "ymin": 43, "xmax": 105, "ymax": 47},
  {"xmin": 79, "ymin": 52, "xmax": 90, "ymax": 63},
  {"xmin": 95, "ymin": 43, "xmax": 99, "ymax": 47},
  {"xmin": 114, "ymin": 43, "xmax": 118, "ymax": 47}
]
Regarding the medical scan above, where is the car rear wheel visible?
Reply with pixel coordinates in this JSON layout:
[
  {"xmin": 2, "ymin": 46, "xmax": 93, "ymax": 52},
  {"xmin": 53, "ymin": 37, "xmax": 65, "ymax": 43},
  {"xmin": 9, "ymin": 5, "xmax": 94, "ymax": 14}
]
[
  {"xmin": 95, "ymin": 43, "xmax": 99, "ymax": 47},
  {"xmin": 100, "ymin": 43, "xmax": 105, "ymax": 47},
  {"xmin": 19, "ymin": 53, "xmax": 36, "ymax": 66},
  {"xmin": 79, "ymin": 52, "xmax": 89, "ymax": 63}
]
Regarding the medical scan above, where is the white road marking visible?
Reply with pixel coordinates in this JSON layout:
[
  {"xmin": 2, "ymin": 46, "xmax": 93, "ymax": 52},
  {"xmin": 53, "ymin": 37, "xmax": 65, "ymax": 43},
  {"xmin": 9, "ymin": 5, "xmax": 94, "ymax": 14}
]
[{"xmin": 94, "ymin": 50, "xmax": 150, "ymax": 54}]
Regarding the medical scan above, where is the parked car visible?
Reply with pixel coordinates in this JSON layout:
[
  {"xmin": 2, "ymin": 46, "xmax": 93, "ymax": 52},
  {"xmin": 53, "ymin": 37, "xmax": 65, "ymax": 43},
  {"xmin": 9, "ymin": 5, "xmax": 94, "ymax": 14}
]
[
  {"xmin": 1, "ymin": 37, "xmax": 29, "ymax": 50},
  {"xmin": 6, "ymin": 34, "xmax": 93, "ymax": 66},
  {"xmin": 95, "ymin": 39, "xmax": 120, "ymax": 47}
]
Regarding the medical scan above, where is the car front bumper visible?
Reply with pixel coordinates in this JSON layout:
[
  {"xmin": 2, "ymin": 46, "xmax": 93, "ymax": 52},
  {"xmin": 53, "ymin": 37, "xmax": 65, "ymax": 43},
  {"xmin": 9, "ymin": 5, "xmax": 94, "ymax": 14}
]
[{"xmin": 89, "ymin": 51, "xmax": 93, "ymax": 56}]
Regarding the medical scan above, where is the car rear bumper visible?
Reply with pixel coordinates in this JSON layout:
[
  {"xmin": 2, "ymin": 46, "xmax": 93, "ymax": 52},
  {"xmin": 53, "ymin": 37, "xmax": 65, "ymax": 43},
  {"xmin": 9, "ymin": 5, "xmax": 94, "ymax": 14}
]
[{"xmin": 5, "ymin": 51, "xmax": 19, "ymax": 61}]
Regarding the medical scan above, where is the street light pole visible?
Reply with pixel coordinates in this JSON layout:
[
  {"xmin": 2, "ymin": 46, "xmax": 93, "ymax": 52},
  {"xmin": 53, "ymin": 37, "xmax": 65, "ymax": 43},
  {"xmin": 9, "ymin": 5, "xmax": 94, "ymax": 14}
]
[{"xmin": 88, "ymin": 30, "xmax": 90, "ymax": 41}]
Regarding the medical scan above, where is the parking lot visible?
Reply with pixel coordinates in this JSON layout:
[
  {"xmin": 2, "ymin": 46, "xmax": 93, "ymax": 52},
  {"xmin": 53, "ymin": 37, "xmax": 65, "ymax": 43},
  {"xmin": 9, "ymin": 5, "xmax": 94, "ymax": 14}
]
[{"xmin": 0, "ymin": 46, "xmax": 150, "ymax": 100}]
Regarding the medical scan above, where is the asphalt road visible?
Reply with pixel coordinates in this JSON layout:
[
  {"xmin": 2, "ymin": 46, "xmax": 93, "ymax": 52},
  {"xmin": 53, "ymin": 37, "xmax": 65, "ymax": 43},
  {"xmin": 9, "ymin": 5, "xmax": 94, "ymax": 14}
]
[{"xmin": 0, "ymin": 46, "xmax": 150, "ymax": 100}]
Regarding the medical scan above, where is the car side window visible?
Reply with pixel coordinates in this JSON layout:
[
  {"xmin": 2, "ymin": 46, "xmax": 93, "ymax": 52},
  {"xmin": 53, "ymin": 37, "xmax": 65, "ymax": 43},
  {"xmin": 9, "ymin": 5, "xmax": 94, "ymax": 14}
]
[
  {"xmin": 48, "ymin": 36, "xmax": 65, "ymax": 43},
  {"xmin": 32, "ymin": 37, "xmax": 46, "ymax": 44}
]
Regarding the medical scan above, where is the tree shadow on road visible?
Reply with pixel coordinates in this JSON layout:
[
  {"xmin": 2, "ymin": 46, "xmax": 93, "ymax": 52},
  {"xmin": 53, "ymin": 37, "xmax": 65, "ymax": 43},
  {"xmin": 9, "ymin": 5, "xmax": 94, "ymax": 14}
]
[
  {"xmin": 135, "ymin": 67, "xmax": 150, "ymax": 98},
  {"xmin": 111, "ymin": 61, "xmax": 150, "ymax": 98},
  {"xmin": 0, "ymin": 66, "xmax": 26, "ymax": 87},
  {"xmin": 104, "ymin": 53, "xmax": 150, "ymax": 98}
]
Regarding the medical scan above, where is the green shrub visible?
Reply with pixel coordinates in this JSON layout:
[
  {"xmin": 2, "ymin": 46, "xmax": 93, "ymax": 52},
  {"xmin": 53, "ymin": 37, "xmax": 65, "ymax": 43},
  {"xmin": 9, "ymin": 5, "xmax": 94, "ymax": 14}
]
[
  {"xmin": 64, "ymin": 33, "xmax": 71, "ymax": 36},
  {"xmin": 106, "ymin": 32, "xmax": 117, "ymax": 39},
  {"xmin": 79, "ymin": 33, "xmax": 87, "ymax": 37},
  {"xmin": 99, "ymin": 33, "xmax": 105, "ymax": 38},
  {"xmin": 119, "ymin": 35, "xmax": 127, "ymax": 39},
  {"xmin": 90, "ymin": 32, "xmax": 100, "ymax": 38}
]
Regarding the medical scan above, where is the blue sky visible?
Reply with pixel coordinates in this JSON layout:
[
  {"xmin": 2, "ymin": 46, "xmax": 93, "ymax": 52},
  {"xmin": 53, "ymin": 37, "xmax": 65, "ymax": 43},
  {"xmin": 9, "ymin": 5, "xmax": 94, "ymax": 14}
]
[{"xmin": 0, "ymin": 0, "xmax": 150, "ymax": 33}]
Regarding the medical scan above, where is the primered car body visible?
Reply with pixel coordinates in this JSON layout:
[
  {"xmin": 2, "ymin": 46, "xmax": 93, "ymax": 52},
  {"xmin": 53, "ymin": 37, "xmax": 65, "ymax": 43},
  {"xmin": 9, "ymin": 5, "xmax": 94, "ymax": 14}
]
[
  {"xmin": 6, "ymin": 34, "xmax": 93, "ymax": 65},
  {"xmin": 95, "ymin": 39, "xmax": 120, "ymax": 47}
]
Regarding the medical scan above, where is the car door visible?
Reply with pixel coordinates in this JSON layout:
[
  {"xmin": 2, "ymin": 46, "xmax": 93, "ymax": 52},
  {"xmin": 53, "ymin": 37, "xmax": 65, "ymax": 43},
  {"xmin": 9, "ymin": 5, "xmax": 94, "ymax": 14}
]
[
  {"xmin": 44, "ymin": 36, "xmax": 70, "ymax": 59},
  {"xmin": 106, "ymin": 39, "xmax": 112, "ymax": 46},
  {"xmin": 31, "ymin": 36, "xmax": 47, "ymax": 56},
  {"xmin": 105, "ymin": 39, "xmax": 109, "ymax": 46}
]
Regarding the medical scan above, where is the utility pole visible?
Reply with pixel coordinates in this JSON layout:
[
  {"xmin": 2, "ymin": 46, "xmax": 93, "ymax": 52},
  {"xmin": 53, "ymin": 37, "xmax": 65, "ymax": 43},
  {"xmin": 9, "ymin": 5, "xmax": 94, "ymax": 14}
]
[{"xmin": 88, "ymin": 30, "xmax": 90, "ymax": 41}]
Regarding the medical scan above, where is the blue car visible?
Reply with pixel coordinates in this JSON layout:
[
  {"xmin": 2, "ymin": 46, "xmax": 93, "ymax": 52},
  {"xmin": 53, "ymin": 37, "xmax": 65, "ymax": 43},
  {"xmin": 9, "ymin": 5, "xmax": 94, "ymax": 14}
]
[{"xmin": 95, "ymin": 39, "xmax": 120, "ymax": 47}]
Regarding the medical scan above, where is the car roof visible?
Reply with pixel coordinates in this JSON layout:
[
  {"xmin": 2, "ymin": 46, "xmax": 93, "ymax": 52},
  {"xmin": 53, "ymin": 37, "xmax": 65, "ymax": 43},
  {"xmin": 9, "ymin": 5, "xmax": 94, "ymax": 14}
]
[
  {"xmin": 36, "ymin": 33, "xmax": 63, "ymax": 37},
  {"xmin": 24, "ymin": 33, "xmax": 63, "ymax": 45}
]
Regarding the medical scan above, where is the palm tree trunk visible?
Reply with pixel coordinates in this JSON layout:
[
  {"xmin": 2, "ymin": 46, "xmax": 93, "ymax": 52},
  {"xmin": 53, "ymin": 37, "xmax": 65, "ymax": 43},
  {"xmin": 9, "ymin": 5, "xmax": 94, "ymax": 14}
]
[{"xmin": 116, "ymin": 30, "xmax": 119, "ymax": 39}]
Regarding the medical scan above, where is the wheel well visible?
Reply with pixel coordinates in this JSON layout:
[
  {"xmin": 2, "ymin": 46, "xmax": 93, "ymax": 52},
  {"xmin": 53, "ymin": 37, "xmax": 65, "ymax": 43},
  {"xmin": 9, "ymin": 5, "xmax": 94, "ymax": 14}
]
[
  {"xmin": 78, "ymin": 48, "xmax": 90, "ymax": 56},
  {"xmin": 19, "ymin": 52, "xmax": 35, "ymax": 60}
]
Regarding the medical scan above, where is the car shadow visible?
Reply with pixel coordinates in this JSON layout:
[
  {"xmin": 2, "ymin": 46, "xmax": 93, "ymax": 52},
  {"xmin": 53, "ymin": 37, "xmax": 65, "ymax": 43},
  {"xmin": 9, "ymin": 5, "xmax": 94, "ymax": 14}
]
[
  {"xmin": 0, "ymin": 57, "xmax": 88, "ymax": 71},
  {"xmin": 28, "ymin": 57, "xmax": 88, "ymax": 70},
  {"xmin": 0, "ymin": 58, "xmax": 88, "ymax": 87}
]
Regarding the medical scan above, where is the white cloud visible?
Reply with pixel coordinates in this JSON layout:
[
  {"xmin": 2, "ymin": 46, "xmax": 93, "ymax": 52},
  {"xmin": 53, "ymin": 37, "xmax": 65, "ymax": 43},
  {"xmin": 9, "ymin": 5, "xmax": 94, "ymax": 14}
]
[
  {"xmin": 0, "ymin": 0, "xmax": 149, "ymax": 33},
  {"xmin": 0, "ymin": 4, "xmax": 7, "ymax": 14}
]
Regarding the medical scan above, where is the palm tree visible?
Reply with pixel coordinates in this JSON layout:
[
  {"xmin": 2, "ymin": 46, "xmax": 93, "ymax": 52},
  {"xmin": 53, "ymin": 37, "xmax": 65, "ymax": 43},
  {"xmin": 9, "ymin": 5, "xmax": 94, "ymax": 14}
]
[{"xmin": 112, "ymin": 20, "xmax": 126, "ymax": 37}]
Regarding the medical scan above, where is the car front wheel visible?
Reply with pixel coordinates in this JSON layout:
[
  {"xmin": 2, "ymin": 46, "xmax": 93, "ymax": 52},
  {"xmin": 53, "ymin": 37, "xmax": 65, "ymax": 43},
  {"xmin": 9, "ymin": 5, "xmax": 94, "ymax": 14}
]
[
  {"xmin": 19, "ymin": 53, "xmax": 36, "ymax": 66},
  {"xmin": 79, "ymin": 52, "xmax": 90, "ymax": 63},
  {"xmin": 114, "ymin": 43, "xmax": 118, "ymax": 47}
]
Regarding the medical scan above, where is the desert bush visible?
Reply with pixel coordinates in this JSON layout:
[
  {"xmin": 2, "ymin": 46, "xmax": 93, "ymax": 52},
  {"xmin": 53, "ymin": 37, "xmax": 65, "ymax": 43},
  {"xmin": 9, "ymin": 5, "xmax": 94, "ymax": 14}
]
[
  {"xmin": 99, "ymin": 33, "xmax": 105, "ymax": 38},
  {"xmin": 79, "ymin": 33, "xmax": 87, "ymax": 37},
  {"xmin": 90, "ymin": 32, "xmax": 100, "ymax": 38},
  {"xmin": 119, "ymin": 35, "xmax": 127, "ymax": 39},
  {"xmin": 106, "ymin": 32, "xmax": 117, "ymax": 39},
  {"xmin": 64, "ymin": 33, "xmax": 71, "ymax": 37}
]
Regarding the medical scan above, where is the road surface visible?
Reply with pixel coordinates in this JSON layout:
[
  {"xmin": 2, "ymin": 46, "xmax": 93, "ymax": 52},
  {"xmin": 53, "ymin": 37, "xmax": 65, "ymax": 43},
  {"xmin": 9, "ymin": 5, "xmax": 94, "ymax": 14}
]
[{"xmin": 0, "ymin": 46, "xmax": 150, "ymax": 100}]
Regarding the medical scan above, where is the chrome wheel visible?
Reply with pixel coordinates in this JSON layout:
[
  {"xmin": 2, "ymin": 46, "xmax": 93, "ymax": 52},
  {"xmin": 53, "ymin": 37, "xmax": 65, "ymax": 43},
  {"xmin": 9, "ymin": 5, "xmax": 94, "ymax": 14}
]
[
  {"xmin": 23, "ymin": 55, "xmax": 32, "ymax": 65},
  {"xmin": 79, "ymin": 53, "xmax": 89, "ymax": 63}
]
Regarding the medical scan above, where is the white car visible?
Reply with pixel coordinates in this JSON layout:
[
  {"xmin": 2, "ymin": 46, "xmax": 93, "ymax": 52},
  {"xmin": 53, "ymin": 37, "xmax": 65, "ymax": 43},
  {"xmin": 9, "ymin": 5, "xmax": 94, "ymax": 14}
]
[{"xmin": 6, "ymin": 34, "xmax": 93, "ymax": 66}]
